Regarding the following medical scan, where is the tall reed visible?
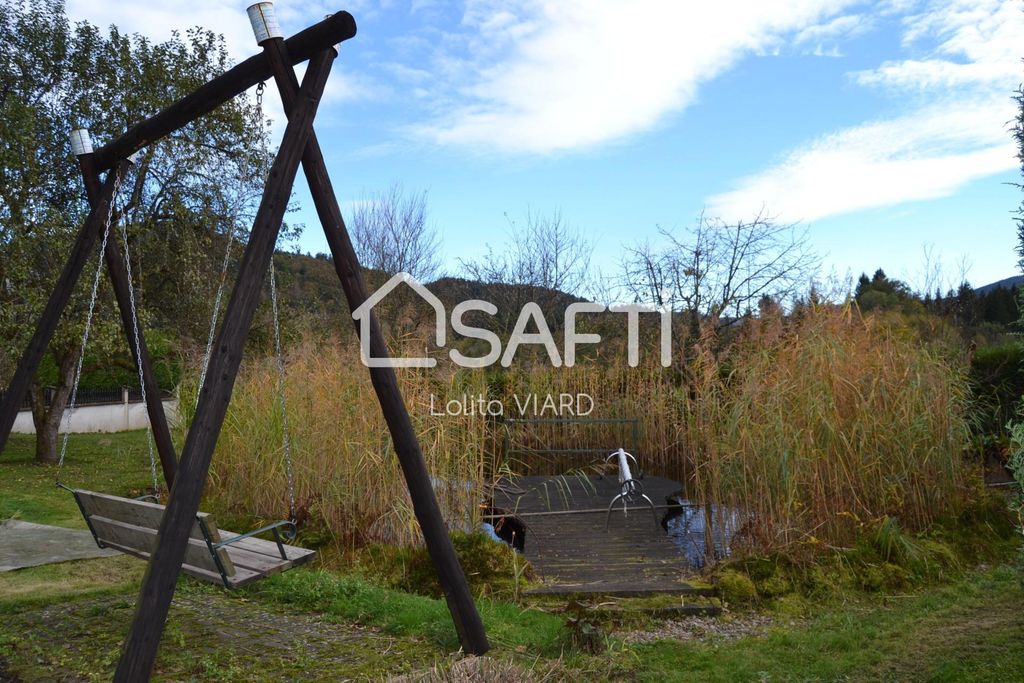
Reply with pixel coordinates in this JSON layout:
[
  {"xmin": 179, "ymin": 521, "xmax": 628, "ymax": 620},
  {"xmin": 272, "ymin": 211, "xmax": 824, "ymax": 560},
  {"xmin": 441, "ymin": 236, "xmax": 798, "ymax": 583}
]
[
  {"xmin": 188, "ymin": 304, "xmax": 974, "ymax": 559},
  {"xmin": 187, "ymin": 338, "xmax": 492, "ymax": 551},
  {"xmin": 686, "ymin": 306, "xmax": 973, "ymax": 555}
]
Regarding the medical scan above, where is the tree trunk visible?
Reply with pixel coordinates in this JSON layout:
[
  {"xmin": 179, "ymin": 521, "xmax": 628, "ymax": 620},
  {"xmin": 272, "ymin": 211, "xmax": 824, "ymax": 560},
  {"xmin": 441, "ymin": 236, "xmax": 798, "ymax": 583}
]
[{"xmin": 30, "ymin": 348, "xmax": 80, "ymax": 465}]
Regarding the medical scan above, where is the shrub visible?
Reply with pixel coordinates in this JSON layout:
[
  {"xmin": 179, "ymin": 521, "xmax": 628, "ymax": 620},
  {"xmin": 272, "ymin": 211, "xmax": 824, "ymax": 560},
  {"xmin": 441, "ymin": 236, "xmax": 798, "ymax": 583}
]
[
  {"xmin": 357, "ymin": 532, "xmax": 530, "ymax": 599},
  {"xmin": 716, "ymin": 570, "xmax": 758, "ymax": 605},
  {"xmin": 689, "ymin": 306, "xmax": 973, "ymax": 556},
  {"xmin": 190, "ymin": 337, "xmax": 491, "ymax": 551},
  {"xmin": 969, "ymin": 343, "xmax": 1024, "ymax": 442}
]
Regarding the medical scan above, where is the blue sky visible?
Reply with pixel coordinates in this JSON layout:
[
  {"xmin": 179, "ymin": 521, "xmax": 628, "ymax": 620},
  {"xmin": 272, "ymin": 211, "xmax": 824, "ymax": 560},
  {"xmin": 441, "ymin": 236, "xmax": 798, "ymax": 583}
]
[{"xmin": 71, "ymin": 1, "xmax": 1023, "ymax": 293}]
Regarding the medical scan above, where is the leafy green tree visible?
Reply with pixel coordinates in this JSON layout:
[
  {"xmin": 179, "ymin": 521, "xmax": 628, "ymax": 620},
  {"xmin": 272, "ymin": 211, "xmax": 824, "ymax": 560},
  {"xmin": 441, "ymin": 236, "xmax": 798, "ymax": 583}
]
[
  {"xmin": 1007, "ymin": 72, "xmax": 1024, "ymax": 569},
  {"xmin": 0, "ymin": 0, "xmax": 269, "ymax": 463},
  {"xmin": 854, "ymin": 269, "xmax": 923, "ymax": 314},
  {"xmin": 1016, "ymin": 81, "xmax": 1024, "ymax": 274}
]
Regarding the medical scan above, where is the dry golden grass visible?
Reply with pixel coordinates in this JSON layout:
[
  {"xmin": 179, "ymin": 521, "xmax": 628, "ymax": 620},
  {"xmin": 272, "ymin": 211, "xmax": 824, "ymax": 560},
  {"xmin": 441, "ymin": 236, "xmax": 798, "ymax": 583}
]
[
  {"xmin": 191, "ymin": 339, "xmax": 492, "ymax": 550},
  {"xmin": 191, "ymin": 304, "xmax": 974, "ymax": 559}
]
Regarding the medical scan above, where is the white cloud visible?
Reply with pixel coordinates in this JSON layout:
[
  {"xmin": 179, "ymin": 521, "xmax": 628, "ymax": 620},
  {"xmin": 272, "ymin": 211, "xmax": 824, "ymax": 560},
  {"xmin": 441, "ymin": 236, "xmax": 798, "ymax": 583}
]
[
  {"xmin": 68, "ymin": 1, "xmax": 263, "ymax": 63},
  {"xmin": 706, "ymin": 0, "xmax": 1023, "ymax": 224},
  {"xmin": 794, "ymin": 13, "xmax": 872, "ymax": 45},
  {"xmin": 854, "ymin": 0, "xmax": 1024, "ymax": 89},
  {"xmin": 706, "ymin": 98, "xmax": 1017, "ymax": 222},
  {"xmin": 416, "ymin": 0, "xmax": 860, "ymax": 154}
]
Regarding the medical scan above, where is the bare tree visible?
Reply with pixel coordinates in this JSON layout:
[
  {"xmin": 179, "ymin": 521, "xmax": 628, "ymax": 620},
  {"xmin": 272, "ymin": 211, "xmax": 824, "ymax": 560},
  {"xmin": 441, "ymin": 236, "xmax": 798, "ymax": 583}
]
[
  {"xmin": 351, "ymin": 182, "xmax": 442, "ymax": 281},
  {"xmin": 622, "ymin": 210, "xmax": 818, "ymax": 338},
  {"xmin": 460, "ymin": 209, "xmax": 593, "ymax": 331}
]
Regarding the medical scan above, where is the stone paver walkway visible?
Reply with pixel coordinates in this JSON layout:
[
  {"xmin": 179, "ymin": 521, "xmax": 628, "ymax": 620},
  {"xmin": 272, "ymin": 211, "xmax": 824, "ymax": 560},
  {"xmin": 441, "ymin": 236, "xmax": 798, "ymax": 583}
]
[{"xmin": 0, "ymin": 518, "xmax": 117, "ymax": 571}]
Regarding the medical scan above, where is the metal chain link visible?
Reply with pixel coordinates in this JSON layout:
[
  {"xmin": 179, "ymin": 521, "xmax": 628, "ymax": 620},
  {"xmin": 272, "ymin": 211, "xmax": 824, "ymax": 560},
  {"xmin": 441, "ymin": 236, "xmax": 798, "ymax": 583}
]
[
  {"xmin": 196, "ymin": 224, "xmax": 237, "ymax": 406},
  {"xmin": 116, "ymin": 192, "xmax": 160, "ymax": 495},
  {"xmin": 268, "ymin": 263, "xmax": 296, "ymax": 521},
  {"xmin": 197, "ymin": 82, "xmax": 265, "ymax": 403},
  {"xmin": 256, "ymin": 78, "xmax": 297, "ymax": 522},
  {"xmin": 56, "ymin": 167, "xmax": 125, "ymax": 484},
  {"xmin": 197, "ymin": 80, "xmax": 297, "ymax": 522}
]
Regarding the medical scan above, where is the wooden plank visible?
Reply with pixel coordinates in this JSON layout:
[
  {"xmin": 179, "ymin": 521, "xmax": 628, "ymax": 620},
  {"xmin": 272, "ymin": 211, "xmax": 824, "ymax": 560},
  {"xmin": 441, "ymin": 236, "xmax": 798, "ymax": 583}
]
[
  {"xmin": 218, "ymin": 532, "xmax": 316, "ymax": 563},
  {"xmin": 211, "ymin": 538, "xmax": 303, "ymax": 575},
  {"xmin": 114, "ymin": 50, "xmax": 336, "ymax": 683},
  {"xmin": 261, "ymin": 35, "xmax": 489, "ymax": 655},
  {"xmin": 101, "ymin": 538, "xmax": 302, "ymax": 589},
  {"xmin": 73, "ymin": 490, "xmax": 216, "ymax": 542},
  {"xmin": 75, "ymin": 490, "xmax": 315, "ymax": 573},
  {"xmin": 88, "ymin": 516, "xmax": 234, "ymax": 578},
  {"xmin": 100, "ymin": 540, "xmax": 261, "ymax": 588},
  {"xmin": 486, "ymin": 474, "xmax": 703, "ymax": 595}
]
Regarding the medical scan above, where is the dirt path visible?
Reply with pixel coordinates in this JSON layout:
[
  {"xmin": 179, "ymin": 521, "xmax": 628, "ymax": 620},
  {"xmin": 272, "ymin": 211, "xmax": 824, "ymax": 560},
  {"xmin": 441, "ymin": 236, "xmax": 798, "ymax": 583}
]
[{"xmin": 1, "ymin": 586, "xmax": 435, "ymax": 681}]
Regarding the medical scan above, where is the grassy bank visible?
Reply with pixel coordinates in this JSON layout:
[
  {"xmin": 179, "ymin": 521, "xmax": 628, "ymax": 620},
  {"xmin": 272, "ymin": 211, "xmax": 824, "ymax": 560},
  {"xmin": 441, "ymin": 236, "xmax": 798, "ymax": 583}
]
[
  {"xmin": 631, "ymin": 564, "xmax": 1024, "ymax": 683},
  {"xmin": 1, "ymin": 430, "xmax": 1021, "ymax": 681}
]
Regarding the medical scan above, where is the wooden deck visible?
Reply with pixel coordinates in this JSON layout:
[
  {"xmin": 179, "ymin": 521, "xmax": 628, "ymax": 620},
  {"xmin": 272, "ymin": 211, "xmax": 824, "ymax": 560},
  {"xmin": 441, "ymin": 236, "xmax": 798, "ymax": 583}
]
[{"xmin": 491, "ymin": 474, "xmax": 708, "ymax": 595}]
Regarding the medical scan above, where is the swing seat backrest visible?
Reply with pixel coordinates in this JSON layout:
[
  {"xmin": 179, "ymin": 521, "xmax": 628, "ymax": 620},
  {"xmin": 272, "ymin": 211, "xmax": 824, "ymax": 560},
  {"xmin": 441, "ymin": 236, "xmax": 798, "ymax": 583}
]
[{"xmin": 72, "ymin": 489, "xmax": 315, "ymax": 588}]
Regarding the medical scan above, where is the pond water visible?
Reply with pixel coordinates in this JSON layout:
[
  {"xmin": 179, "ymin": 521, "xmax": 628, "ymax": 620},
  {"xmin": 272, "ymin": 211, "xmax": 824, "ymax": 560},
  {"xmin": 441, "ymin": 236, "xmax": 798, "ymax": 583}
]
[{"xmin": 661, "ymin": 499, "xmax": 741, "ymax": 569}]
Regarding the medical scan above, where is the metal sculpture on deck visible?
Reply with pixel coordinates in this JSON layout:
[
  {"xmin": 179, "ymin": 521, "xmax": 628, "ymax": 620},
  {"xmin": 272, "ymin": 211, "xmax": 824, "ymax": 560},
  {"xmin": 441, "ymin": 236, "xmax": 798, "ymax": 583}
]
[{"xmin": 605, "ymin": 448, "xmax": 659, "ymax": 532}]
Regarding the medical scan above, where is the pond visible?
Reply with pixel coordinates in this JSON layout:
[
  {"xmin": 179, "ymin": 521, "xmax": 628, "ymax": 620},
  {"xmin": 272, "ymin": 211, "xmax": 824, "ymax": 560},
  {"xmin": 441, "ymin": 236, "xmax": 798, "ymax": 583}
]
[{"xmin": 661, "ymin": 498, "xmax": 741, "ymax": 569}]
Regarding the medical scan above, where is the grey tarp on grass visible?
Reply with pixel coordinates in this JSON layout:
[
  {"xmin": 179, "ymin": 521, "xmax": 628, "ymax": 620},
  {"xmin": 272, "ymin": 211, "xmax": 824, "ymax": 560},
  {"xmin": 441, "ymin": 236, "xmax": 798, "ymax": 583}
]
[{"xmin": 0, "ymin": 519, "xmax": 118, "ymax": 571}]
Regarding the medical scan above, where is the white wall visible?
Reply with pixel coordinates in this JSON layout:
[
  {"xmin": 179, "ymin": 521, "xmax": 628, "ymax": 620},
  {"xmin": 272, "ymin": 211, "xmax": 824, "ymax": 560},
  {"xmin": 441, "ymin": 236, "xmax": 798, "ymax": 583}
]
[{"xmin": 12, "ymin": 400, "xmax": 179, "ymax": 434}]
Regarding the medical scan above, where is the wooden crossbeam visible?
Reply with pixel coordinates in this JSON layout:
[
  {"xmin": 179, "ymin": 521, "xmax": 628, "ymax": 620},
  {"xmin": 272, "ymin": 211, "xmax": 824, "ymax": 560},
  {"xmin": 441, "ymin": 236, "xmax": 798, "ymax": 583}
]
[{"xmin": 92, "ymin": 11, "xmax": 356, "ymax": 172}]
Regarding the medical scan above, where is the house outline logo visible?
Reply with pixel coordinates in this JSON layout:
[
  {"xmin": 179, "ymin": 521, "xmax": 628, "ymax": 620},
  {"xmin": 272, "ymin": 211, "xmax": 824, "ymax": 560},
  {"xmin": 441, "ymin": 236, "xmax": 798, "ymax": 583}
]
[{"xmin": 351, "ymin": 272, "xmax": 445, "ymax": 367}]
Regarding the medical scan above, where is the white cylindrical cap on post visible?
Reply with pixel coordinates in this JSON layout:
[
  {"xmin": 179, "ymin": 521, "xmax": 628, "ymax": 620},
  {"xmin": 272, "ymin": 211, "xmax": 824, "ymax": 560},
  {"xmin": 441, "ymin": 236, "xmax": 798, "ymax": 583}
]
[
  {"xmin": 247, "ymin": 3, "xmax": 282, "ymax": 44},
  {"xmin": 70, "ymin": 129, "xmax": 93, "ymax": 156}
]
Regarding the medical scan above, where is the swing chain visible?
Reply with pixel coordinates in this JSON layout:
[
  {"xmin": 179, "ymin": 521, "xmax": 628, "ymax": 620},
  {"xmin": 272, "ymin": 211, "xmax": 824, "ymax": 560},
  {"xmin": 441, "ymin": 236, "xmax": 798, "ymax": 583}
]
[
  {"xmin": 254, "ymin": 78, "xmax": 297, "ymax": 525},
  {"xmin": 116, "ymin": 191, "xmax": 160, "ymax": 495},
  {"xmin": 56, "ymin": 166, "xmax": 126, "ymax": 484},
  {"xmin": 198, "ymin": 84, "xmax": 265, "ymax": 401},
  {"xmin": 196, "ymin": 223, "xmax": 237, "ymax": 405},
  {"xmin": 268, "ymin": 263, "xmax": 296, "ymax": 523},
  {"xmin": 198, "ymin": 80, "xmax": 297, "ymax": 526}
]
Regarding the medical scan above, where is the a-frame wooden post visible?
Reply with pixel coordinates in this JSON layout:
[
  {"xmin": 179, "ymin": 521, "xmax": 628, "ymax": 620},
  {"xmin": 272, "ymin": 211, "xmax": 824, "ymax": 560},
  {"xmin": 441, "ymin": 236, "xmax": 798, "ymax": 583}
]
[
  {"xmin": 0, "ymin": 160, "xmax": 130, "ymax": 453},
  {"xmin": 253, "ymin": 6, "xmax": 489, "ymax": 655},
  {"xmin": 74, "ymin": 143, "xmax": 178, "ymax": 486},
  {"xmin": 113, "ymin": 48, "xmax": 335, "ymax": 682},
  {"xmin": 1, "ymin": 6, "xmax": 490, "ymax": 675}
]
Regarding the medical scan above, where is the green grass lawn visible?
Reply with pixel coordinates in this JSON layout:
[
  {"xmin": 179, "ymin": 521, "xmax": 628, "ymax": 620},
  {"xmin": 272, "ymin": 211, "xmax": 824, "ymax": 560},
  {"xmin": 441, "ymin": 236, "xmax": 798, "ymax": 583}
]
[
  {"xmin": 631, "ymin": 565, "xmax": 1024, "ymax": 682},
  {"xmin": 1, "ymin": 431, "xmax": 159, "ymax": 527},
  {"xmin": 2, "ymin": 431, "xmax": 1023, "ymax": 681}
]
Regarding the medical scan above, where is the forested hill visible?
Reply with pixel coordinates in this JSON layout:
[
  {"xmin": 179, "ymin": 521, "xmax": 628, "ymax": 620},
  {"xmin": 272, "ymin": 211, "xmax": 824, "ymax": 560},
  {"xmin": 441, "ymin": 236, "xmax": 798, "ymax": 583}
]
[
  {"xmin": 270, "ymin": 253, "xmax": 587, "ymax": 319},
  {"xmin": 976, "ymin": 275, "xmax": 1024, "ymax": 296}
]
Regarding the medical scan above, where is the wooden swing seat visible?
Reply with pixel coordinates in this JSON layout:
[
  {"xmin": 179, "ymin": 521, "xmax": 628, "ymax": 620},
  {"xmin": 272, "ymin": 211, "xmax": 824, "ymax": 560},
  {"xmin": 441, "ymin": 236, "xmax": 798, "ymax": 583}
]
[{"xmin": 71, "ymin": 489, "xmax": 315, "ymax": 588}]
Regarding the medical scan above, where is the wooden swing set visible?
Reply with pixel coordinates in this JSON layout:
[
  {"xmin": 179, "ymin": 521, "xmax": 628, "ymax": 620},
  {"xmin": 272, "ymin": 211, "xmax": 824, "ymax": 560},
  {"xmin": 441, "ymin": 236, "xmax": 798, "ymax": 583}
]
[{"xmin": 0, "ymin": 4, "xmax": 489, "ymax": 679}]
